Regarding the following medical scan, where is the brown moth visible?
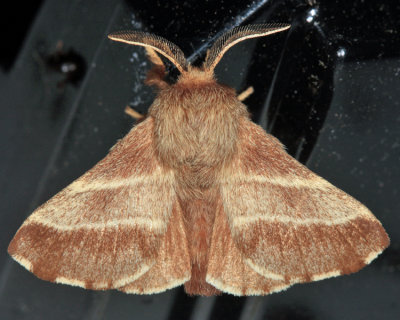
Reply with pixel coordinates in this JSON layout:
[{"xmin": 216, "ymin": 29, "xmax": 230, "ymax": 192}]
[{"xmin": 8, "ymin": 24, "xmax": 389, "ymax": 296}]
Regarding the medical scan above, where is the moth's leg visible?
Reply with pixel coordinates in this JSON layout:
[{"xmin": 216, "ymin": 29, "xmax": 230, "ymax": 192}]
[
  {"xmin": 125, "ymin": 106, "xmax": 145, "ymax": 120},
  {"xmin": 146, "ymin": 47, "xmax": 164, "ymax": 69},
  {"xmin": 125, "ymin": 48, "xmax": 167, "ymax": 121},
  {"xmin": 237, "ymin": 86, "xmax": 254, "ymax": 102},
  {"xmin": 145, "ymin": 48, "xmax": 168, "ymax": 89}
]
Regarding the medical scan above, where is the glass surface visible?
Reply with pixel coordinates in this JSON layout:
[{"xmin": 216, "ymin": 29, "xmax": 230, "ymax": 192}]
[{"xmin": 0, "ymin": 1, "xmax": 398, "ymax": 319}]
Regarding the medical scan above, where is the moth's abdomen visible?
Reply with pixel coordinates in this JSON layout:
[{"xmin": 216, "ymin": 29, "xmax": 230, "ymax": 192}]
[{"xmin": 178, "ymin": 187, "xmax": 221, "ymax": 296}]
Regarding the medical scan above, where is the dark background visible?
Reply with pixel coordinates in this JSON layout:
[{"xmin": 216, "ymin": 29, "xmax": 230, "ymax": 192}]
[{"xmin": 0, "ymin": 0, "xmax": 399, "ymax": 319}]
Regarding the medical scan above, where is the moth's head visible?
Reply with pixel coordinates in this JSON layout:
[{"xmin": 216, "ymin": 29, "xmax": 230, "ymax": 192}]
[{"xmin": 108, "ymin": 24, "xmax": 290, "ymax": 88}]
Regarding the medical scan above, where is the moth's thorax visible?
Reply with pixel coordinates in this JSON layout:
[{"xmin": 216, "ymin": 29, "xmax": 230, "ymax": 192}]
[{"xmin": 149, "ymin": 71, "xmax": 248, "ymax": 191}]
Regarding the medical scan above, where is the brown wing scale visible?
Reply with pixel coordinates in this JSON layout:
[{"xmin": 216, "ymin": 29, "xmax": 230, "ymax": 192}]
[
  {"xmin": 206, "ymin": 195, "xmax": 292, "ymax": 295},
  {"xmin": 219, "ymin": 118, "xmax": 389, "ymax": 287},
  {"xmin": 8, "ymin": 118, "xmax": 188, "ymax": 290}
]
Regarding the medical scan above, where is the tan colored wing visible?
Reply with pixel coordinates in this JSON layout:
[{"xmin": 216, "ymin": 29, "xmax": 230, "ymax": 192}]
[
  {"xmin": 119, "ymin": 202, "xmax": 191, "ymax": 294},
  {"xmin": 220, "ymin": 119, "xmax": 389, "ymax": 285},
  {"xmin": 206, "ymin": 196, "xmax": 292, "ymax": 296},
  {"xmin": 8, "ymin": 117, "xmax": 182, "ymax": 291}
]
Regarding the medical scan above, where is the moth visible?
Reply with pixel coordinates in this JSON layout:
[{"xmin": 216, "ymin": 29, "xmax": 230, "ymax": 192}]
[{"xmin": 8, "ymin": 24, "xmax": 389, "ymax": 296}]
